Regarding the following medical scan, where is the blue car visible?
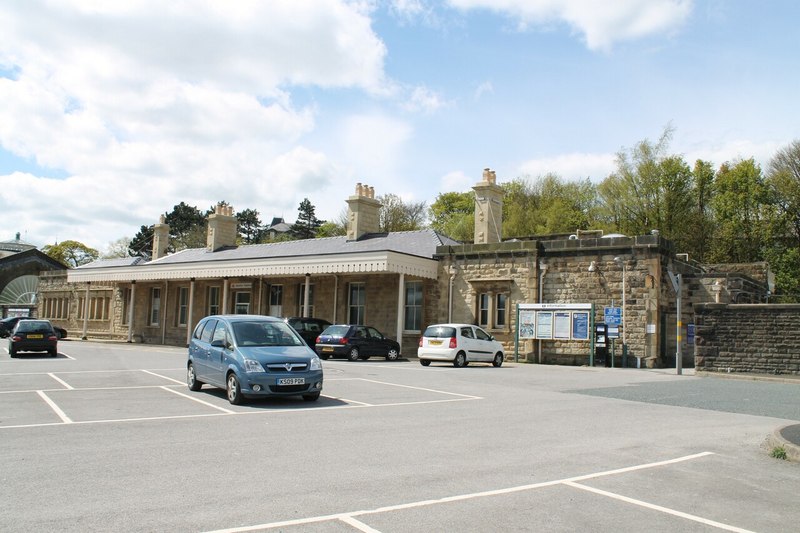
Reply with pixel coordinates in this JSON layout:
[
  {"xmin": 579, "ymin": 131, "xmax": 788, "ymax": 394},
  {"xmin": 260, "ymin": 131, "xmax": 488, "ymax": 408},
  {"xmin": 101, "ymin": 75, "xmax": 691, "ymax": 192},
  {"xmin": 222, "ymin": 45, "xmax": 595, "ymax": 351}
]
[{"xmin": 187, "ymin": 315, "xmax": 323, "ymax": 405}]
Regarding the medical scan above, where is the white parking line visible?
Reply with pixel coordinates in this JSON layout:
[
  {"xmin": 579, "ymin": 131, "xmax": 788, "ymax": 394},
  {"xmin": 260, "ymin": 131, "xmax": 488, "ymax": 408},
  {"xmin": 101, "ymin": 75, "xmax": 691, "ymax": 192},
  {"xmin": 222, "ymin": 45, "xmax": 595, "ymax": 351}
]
[
  {"xmin": 142, "ymin": 369, "xmax": 185, "ymax": 385},
  {"xmin": 160, "ymin": 386, "xmax": 236, "ymax": 413},
  {"xmin": 564, "ymin": 481, "xmax": 755, "ymax": 532},
  {"xmin": 357, "ymin": 378, "xmax": 483, "ymax": 399},
  {"xmin": 48, "ymin": 373, "xmax": 74, "ymax": 389},
  {"xmin": 203, "ymin": 452, "xmax": 724, "ymax": 533},
  {"xmin": 36, "ymin": 390, "xmax": 73, "ymax": 423}
]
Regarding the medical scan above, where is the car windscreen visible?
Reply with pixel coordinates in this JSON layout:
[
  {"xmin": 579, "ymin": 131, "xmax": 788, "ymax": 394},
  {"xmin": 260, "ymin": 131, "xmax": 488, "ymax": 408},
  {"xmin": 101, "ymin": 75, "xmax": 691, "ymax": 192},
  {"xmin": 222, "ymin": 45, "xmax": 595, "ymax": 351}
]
[
  {"xmin": 423, "ymin": 326, "xmax": 456, "ymax": 338},
  {"xmin": 233, "ymin": 321, "xmax": 304, "ymax": 347}
]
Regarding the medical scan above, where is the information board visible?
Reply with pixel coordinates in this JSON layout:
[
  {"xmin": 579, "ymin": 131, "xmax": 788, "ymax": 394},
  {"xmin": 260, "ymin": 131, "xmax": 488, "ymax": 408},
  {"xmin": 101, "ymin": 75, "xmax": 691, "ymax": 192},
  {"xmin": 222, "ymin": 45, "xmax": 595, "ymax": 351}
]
[{"xmin": 604, "ymin": 306, "xmax": 621, "ymax": 326}]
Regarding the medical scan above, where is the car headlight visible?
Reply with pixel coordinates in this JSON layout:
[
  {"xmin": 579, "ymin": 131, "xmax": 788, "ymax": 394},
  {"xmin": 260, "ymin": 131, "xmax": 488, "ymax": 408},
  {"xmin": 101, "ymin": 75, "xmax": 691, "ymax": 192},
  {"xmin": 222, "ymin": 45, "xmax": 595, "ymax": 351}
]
[
  {"xmin": 310, "ymin": 356, "xmax": 322, "ymax": 371},
  {"xmin": 243, "ymin": 359, "xmax": 265, "ymax": 373}
]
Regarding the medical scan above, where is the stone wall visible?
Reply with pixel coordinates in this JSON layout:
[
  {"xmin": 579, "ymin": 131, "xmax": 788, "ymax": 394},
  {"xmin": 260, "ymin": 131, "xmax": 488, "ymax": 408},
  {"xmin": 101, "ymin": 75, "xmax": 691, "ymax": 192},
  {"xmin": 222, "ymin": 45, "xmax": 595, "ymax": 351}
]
[{"xmin": 694, "ymin": 303, "xmax": 800, "ymax": 375}]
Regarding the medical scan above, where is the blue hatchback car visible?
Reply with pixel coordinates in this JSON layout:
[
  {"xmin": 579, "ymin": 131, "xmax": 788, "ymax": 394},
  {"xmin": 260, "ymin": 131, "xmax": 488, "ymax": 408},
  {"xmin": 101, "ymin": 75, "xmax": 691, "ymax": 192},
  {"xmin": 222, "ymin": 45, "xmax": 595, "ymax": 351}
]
[{"xmin": 187, "ymin": 315, "xmax": 323, "ymax": 405}]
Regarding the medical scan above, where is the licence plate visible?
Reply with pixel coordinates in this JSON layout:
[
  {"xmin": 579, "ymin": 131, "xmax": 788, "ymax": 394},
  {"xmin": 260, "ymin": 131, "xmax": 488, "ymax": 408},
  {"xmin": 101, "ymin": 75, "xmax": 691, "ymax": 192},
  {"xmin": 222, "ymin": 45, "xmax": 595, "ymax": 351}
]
[
  {"xmin": 277, "ymin": 377, "xmax": 305, "ymax": 386},
  {"xmin": 322, "ymin": 347, "xmax": 334, "ymax": 352},
  {"xmin": 429, "ymin": 339, "xmax": 442, "ymax": 346},
  {"xmin": 27, "ymin": 334, "xmax": 43, "ymax": 339}
]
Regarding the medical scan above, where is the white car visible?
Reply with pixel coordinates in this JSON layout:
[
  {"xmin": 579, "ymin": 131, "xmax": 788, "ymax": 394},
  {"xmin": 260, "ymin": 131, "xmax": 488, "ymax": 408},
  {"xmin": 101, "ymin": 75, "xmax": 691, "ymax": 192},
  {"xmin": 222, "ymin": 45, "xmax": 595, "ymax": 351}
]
[{"xmin": 418, "ymin": 323, "xmax": 505, "ymax": 367}]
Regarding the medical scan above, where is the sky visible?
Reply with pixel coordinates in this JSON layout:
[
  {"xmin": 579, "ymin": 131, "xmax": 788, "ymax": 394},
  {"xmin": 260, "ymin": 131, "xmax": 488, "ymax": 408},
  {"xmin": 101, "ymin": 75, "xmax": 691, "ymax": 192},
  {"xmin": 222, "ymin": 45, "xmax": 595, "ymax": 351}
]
[{"xmin": 1, "ymin": 0, "xmax": 798, "ymax": 253}]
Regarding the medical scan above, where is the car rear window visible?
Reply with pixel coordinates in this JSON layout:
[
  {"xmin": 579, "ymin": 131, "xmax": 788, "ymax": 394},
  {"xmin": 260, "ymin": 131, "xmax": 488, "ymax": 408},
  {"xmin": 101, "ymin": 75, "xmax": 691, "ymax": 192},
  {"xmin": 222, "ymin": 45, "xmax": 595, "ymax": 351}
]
[
  {"xmin": 320, "ymin": 325, "xmax": 350, "ymax": 338},
  {"xmin": 16, "ymin": 321, "xmax": 52, "ymax": 333},
  {"xmin": 423, "ymin": 326, "xmax": 456, "ymax": 338}
]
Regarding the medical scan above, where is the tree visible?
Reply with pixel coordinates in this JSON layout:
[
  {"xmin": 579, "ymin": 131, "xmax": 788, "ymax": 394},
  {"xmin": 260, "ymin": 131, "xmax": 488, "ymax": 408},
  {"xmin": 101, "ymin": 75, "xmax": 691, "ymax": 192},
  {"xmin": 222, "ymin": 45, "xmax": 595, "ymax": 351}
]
[
  {"xmin": 682, "ymin": 159, "xmax": 716, "ymax": 262},
  {"xmin": 128, "ymin": 224, "xmax": 154, "ymax": 258},
  {"xmin": 42, "ymin": 240, "xmax": 99, "ymax": 268},
  {"xmin": 429, "ymin": 191, "xmax": 474, "ymax": 242},
  {"xmin": 236, "ymin": 208, "xmax": 264, "ymax": 244},
  {"xmin": 378, "ymin": 194, "xmax": 427, "ymax": 232},
  {"xmin": 708, "ymin": 158, "xmax": 772, "ymax": 263},
  {"xmin": 764, "ymin": 140, "xmax": 800, "ymax": 298},
  {"xmin": 102, "ymin": 237, "xmax": 132, "ymax": 259},
  {"xmin": 165, "ymin": 202, "xmax": 206, "ymax": 251},
  {"xmin": 290, "ymin": 198, "xmax": 323, "ymax": 239}
]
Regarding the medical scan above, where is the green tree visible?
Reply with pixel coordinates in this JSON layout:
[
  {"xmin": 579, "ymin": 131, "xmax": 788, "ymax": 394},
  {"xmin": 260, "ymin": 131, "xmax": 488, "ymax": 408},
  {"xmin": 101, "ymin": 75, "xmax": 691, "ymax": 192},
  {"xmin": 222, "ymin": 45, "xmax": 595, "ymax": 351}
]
[
  {"xmin": 128, "ymin": 224, "xmax": 154, "ymax": 258},
  {"xmin": 290, "ymin": 198, "xmax": 323, "ymax": 239},
  {"xmin": 764, "ymin": 140, "xmax": 800, "ymax": 298},
  {"xmin": 236, "ymin": 208, "xmax": 264, "ymax": 244},
  {"xmin": 708, "ymin": 158, "xmax": 771, "ymax": 263},
  {"xmin": 165, "ymin": 202, "xmax": 206, "ymax": 251},
  {"xmin": 42, "ymin": 240, "xmax": 100, "ymax": 268},
  {"xmin": 428, "ymin": 191, "xmax": 474, "ymax": 241},
  {"xmin": 682, "ymin": 159, "xmax": 716, "ymax": 262},
  {"xmin": 379, "ymin": 194, "xmax": 427, "ymax": 232}
]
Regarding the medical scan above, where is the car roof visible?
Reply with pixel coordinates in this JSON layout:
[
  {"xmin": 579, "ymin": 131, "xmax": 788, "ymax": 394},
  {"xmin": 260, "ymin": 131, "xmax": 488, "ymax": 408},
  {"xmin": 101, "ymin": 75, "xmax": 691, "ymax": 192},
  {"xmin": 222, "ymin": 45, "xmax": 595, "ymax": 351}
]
[
  {"xmin": 204, "ymin": 315, "xmax": 282, "ymax": 323},
  {"xmin": 425, "ymin": 323, "xmax": 477, "ymax": 328}
]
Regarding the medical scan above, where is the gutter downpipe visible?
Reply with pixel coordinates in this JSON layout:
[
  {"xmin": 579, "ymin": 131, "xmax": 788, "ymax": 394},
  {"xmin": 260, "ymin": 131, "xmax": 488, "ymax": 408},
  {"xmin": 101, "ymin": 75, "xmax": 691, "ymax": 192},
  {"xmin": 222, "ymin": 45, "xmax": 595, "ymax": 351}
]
[
  {"xmin": 447, "ymin": 266, "xmax": 456, "ymax": 323},
  {"xmin": 396, "ymin": 273, "xmax": 404, "ymax": 353},
  {"xmin": 303, "ymin": 274, "xmax": 311, "ymax": 318}
]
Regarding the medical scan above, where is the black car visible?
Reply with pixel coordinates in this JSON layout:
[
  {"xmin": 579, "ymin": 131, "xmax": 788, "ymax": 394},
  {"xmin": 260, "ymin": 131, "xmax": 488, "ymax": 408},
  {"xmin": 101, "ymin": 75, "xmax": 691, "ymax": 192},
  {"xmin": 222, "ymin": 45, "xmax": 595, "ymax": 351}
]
[
  {"xmin": 8, "ymin": 319, "xmax": 58, "ymax": 357},
  {"xmin": 0, "ymin": 316, "xmax": 67, "ymax": 339},
  {"xmin": 284, "ymin": 317, "xmax": 332, "ymax": 349},
  {"xmin": 315, "ymin": 325, "xmax": 401, "ymax": 361}
]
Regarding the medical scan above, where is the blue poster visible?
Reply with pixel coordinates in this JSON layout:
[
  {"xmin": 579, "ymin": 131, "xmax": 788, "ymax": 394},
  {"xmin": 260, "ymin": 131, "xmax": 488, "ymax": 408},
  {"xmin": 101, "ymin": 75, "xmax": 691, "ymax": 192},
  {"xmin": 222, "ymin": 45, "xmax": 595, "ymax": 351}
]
[{"xmin": 572, "ymin": 311, "xmax": 589, "ymax": 340}]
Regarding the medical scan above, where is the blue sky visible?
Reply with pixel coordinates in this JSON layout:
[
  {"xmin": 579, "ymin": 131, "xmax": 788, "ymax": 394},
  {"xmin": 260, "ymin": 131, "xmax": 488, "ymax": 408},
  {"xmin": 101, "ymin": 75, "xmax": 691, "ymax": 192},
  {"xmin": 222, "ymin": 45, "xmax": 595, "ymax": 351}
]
[{"xmin": 1, "ymin": 1, "xmax": 798, "ymax": 251}]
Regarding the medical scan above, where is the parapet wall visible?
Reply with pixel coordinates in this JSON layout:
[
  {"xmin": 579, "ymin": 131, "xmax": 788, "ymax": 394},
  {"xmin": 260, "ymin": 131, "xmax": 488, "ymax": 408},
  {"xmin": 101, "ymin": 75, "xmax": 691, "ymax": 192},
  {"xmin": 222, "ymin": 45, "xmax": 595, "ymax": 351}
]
[{"xmin": 694, "ymin": 303, "xmax": 800, "ymax": 375}]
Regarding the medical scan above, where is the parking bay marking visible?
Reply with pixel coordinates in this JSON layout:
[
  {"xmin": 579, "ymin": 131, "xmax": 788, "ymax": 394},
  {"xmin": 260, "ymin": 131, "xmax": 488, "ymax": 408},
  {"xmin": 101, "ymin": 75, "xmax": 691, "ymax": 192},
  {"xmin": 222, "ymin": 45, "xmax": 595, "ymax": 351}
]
[
  {"xmin": 47, "ymin": 373, "xmax": 73, "ymax": 389},
  {"xmin": 36, "ymin": 390, "xmax": 73, "ymax": 424},
  {"xmin": 206, "ymin": 452, "xmax": 748, "ymax": 533}
]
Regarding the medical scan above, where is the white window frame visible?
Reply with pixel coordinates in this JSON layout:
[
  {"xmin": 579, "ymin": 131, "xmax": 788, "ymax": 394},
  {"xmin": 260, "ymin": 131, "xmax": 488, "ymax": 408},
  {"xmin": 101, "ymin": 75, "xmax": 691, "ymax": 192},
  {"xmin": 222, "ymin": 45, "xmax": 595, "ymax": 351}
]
[{"xmin": 348, "ymin": 282, "xmax": 365, "ymax": 325}]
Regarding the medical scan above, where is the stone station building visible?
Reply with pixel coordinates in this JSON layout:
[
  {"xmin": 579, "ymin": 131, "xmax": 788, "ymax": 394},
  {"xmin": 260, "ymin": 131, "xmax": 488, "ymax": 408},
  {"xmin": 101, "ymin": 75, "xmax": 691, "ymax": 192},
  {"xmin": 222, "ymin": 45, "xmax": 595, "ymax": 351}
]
[{"xmin": 38, "ymin": 171, "xmax": 770, "ymax": 367}]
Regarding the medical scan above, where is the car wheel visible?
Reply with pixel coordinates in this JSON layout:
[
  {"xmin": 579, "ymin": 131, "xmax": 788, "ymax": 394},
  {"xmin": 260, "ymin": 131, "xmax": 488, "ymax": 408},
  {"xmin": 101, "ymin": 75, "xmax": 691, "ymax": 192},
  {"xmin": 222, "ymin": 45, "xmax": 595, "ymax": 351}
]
[
  {"xmin": 49, "ymin": 348, "xmax": 57, "ymax": 357},
  {"xmin": 453, "ymin": 352, "xmax": 467, "ymax": 368},
  {"xmin": 226, "ymin": 373, "xmax": 244, "ymax": 405},
  {"xmin": 386, "ymin": 348, "xmax": 400, "ymax": 361},
  {"xmin": 9, "ymin": 347, "xmax": 16, "ymax": 358},
  {"xmin": 187, "ymin": 363, "xmax": 203, "ymax": 391},
  {"xmin": 347, "ymin": 347, "xmax": 360, "ymax": 361},
  {"xmin": 303, "ymin": 392, "xmax": 321, "ymax": 402},
  {"xmin": 492, "ymin": 352, "xmax": 504, "ymax": 367},
  {"xmin": 420, "ymin": 359, "xmax": 430, "ymax": 366},
  {"xmin": 319, "ymin": 353, "xmax": 330, "ymax": 360}
]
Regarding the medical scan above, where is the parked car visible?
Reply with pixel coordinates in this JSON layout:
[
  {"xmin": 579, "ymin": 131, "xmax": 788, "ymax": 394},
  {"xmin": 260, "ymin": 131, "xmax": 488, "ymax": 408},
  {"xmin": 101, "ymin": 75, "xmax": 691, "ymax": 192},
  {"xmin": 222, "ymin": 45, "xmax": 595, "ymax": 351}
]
[
  {"xmin": 315, "ymin": 325, "xmax": 401, "ymax": 361},
  {"xmin": 284, "ymin": 317, "xmax": 332, "ymax": 349},
  {"xmin": 187, "ymin": 315, "xmax": 323, "ymax": 405},
  {"xmin": 418, "ymin": 323, "xmax": 504, "ymax": 367},
  {"xmin": 0, "ymin": 316, "xmax": 67, "ymax": 339},
  {"xmin": 8, "ymin": 319, "xmax": 59, "ymax": 357}
]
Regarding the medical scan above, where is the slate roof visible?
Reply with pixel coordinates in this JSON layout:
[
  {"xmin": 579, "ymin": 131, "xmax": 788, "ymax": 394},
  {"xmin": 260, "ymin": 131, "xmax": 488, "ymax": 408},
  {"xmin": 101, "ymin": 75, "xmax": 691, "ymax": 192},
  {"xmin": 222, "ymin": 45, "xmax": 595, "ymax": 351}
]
[
  {"xmin": 77, "ymin": 230, "xmax": 460, "ymax": 269},
  {"xmin": 76, "ymin": 257, "xmax": 146, "ymax": 269}
]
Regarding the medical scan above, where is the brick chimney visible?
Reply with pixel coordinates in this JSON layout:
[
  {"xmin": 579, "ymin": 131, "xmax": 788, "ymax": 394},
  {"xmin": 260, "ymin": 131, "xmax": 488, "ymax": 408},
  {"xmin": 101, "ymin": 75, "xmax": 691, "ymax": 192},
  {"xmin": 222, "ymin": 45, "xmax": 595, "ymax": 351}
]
[
  {"xmin": 346, "ymin": 183, "xmax": 381, "ymax": 240},
  {"xmin": 473, "ymin": 168, "xmax": 504, "ymax": 244},
  {"xmin": 207, "ymin": 203, "xmax": 238, "ymax": 251},
  {"xmin": 152, "ymin": 215, "xmax": 170, "ymax": 260}
]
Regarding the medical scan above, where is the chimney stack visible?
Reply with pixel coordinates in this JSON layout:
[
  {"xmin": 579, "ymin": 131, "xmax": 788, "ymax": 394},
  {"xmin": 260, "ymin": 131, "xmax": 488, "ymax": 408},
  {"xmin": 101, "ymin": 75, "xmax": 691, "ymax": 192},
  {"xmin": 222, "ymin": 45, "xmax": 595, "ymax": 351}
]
[
  {"xmin": 152, "ymin": 214, "xmax": 170, "ymax": 260},
  {"xmin": 346, "ymin": 183, "xmax": 381, "ymax": 240},
  {"xmin": 207, "ymin": 203, "xmax": 238, "ymax": 252},
  {"xmin": 473, "ymin": 168, "xmax": 504, "ymax": 244}
]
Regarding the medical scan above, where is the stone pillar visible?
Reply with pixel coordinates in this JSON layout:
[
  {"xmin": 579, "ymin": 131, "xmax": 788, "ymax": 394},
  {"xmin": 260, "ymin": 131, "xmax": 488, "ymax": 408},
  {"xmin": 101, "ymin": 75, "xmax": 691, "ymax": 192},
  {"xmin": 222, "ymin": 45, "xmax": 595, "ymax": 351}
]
[
  {"xmin": 473, "ymin": 168, "xmax": 504, "ymax": 244},
  {"xmin": 346, "ymin": 183, "xmax": 382, "ymax": 241}
]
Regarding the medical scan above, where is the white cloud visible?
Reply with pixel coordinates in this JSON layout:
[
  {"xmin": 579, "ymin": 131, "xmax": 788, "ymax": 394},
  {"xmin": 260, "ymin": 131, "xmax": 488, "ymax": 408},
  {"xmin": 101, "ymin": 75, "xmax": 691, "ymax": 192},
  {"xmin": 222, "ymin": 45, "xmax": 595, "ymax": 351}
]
[
  {"xmin": 402, "ymin": 86, "xmax": 449, "ymax": 114},
  {"xmin": 0, "ymin": 0, "xmax": 390, "ymax": 249},
  {"xmin": 518, "ymin": 152, "xmax": 617, "ymax": 182},
  {"xmin": 447, "ymin": 0, "xmax": 693, "ymax": 51},
  {"xmin": 439, "ymin": 170, "xmax": 474, "ymax": 193},
  {"xmin": 473, "ymin": 81, "xmax": 494, "ymax": 101}
]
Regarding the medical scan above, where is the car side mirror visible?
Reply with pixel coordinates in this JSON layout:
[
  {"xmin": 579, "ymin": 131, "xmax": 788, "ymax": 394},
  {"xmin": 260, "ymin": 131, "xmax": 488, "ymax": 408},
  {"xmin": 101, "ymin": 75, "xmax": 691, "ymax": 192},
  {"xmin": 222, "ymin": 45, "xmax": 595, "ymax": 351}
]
[{"xmin": 210, "ymin": 339, "xmax": 225, "ymax": 348}]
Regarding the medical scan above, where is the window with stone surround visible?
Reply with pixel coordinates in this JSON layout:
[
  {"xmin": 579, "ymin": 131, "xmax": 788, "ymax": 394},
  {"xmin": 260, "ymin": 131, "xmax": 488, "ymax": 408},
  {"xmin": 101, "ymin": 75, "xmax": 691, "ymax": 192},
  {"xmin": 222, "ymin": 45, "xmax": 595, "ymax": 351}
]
[
  {"xmin": 121, "ymin": 288, "xmax": 130, "ymax": 325},
  {"xmin": 404, "ymin": 281, "xmax": 423, "ymax": 331},
  {"xmin": 349, "ymin": 282, "xmax": 365, "ymax": 325},
  {"xmin": 149, "ymin": 287, "xmax": 161, "ymax": 326},
  {"xmin": 269, "ymin": 284, "xmax": 283, "ymax": 317},
  {"xmin": 235, "ymin": 291, "xmax": 251, "ymax": 314},
  {"xmin": 176, "ymin": 287, "xmax": 189, "ymax": 326},
  {"xmin": 495, "ymin": 293, "xmax": 507, "ymax": 327},
  {"xmin": 478, "ymin": 293, "xmax": 490, "ymax": 327},
  {"xmin": 208, "ymin": 286, "xmax": 220, "ymax": 316}
]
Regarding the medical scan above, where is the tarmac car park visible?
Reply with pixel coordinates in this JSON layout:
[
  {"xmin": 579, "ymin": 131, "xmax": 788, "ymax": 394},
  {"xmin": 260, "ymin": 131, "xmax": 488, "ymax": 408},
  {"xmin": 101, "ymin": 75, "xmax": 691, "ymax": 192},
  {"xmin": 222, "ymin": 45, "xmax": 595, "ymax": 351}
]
[{"xmin": 1, "ymin": 340, "xmax": 798, "ymax": 532}]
